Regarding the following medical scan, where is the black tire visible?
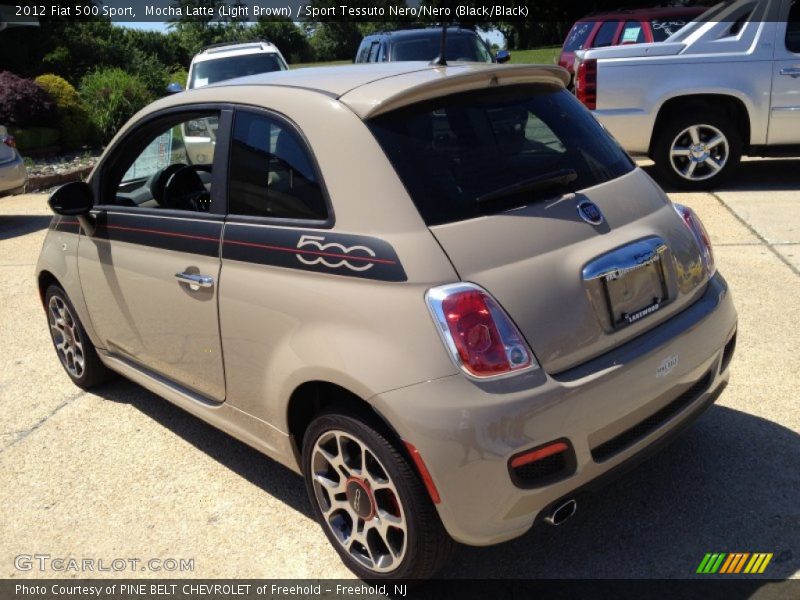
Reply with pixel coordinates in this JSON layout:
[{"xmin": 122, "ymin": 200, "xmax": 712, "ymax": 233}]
[
  {"xmin": 45, "ymin": 284, "xmax": 113, "ymax": 389},
  {"xmin": 302, "ymin": 410, "xmax": 456, "ymax": 580},
  {"xmin": 652, "ymin": 111, "xmax": 742, "ymax": 191}
]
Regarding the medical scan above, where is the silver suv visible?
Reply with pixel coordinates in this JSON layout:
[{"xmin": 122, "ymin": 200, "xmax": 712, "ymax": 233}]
[{"xmin": 37, "ymin": 62, "xmax": 737, "ymax": 579}]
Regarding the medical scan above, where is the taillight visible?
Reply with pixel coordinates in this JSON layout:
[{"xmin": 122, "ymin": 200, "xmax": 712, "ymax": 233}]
[
  {"xmin": 425, "ymin": 283, "xmax": 538, "ymax": 378},
  {"xmin": 2, "ymin": 135, "xmax": 16, "ymax": 149},
  {"xmin": 674, "ymin": 203, "xmax": 716, "ymax": 277},
  {"xmin": 575, "ymin": 58, "xmax": 597, "ymax": 110}
]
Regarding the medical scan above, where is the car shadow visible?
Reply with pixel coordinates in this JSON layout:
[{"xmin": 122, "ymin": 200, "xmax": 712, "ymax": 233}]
[
  {"xmin": 438, "ymin": 404, "xmax": 800, "ymax": 579},
  {"xmin": 642, "ymin": 158, "xmax": 800, "ymax": 193},
  {"xmin": 91, "ymin": 378, "xmax": 799, "ymax": 580},
  {"xmin": 92, "ymin": 378, "xmax": 313, "ymax": 519},
  {"xmin": 0, "ymin": 215, "xmax": 52, "ymax": 241}
]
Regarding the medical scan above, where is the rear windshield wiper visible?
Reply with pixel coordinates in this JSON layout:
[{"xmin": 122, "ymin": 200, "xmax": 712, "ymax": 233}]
[{"xmin": 475, "ymin": 168, "xmax": 578, "ymax": 205}]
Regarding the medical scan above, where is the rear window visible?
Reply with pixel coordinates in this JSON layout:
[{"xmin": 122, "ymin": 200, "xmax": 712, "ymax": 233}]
[
  {"xmin": 563, "ymin": 22, "xmax": 595, "ymax": 52},
  {"xmin": 650, "ymin": 19, "xmax": 692, "ymax": 42},
  {"xmin": 369, "ymin": 85, "xmax": 634, "ymax": 226},
  {"xmin": 392, "ymin": 34, "xmax": 492, "ymax": 62},
  {"xmin": 190, "ymin": 53, "xmax": 286, "ymax": 88}
]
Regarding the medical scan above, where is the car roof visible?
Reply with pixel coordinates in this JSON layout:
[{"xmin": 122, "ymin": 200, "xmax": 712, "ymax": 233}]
[
  {"xmin": 192, "ymin": 62, "xmax": 568, "ymax": 118},
  {"xmin": 367, "ymin": 27, "xmax": 481, "ymax": 39},
  {"xmin": 577, "ymin": 6, "xmax": 707, "ymax": 21},
  {"xmin": 192, "ymin": 41, "xmax": 281, "ymax": 62}
]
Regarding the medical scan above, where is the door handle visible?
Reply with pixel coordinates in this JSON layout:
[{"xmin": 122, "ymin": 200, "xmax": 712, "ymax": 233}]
[
  {"xmin": 175, "ymin": 272, "xmax": 214, "ymax": 289},
  {"xmin": 780, "ymin": 67, "xmax": 800, "ymax": 77}
]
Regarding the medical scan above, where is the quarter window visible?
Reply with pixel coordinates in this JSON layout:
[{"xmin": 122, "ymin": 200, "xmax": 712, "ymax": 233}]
[
  {"xmin": 621, "ymin": 21, "xmax": 645, "ymax": 44},
  {"xmin": 368, "ymin": 41, "xmax": 381, "ymax": 62},
  {"xmin": 228, "ymin": 111, "xmax": 327, "ymax": 221},
  {"xmin": 592, "ymin": 21, "xmax": 620, "ymax": 47}
]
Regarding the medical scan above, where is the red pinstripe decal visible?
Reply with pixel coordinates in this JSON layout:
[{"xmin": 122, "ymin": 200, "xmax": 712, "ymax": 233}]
[
  {"xmin": 98, "ymin": 222, "xmax": 397, "ymax": 267},
  {"xmin": 104, "ymin": 223, "xmax": 219, "ymax": 243},
  {"xmin": 224, "ymin": 238, "xmax": 397, "ymax": 265}
]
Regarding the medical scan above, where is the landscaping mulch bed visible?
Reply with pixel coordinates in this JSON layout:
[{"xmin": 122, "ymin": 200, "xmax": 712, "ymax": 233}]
[{"xmin": 25, "ymin": 150, "xmax": 102, "ymax": 192}]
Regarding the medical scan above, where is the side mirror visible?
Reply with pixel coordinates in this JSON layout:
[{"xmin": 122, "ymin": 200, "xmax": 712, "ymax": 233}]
[
  {"xmin": 48, "ymin": 181, "xmax": 93, "ymax": 216},
  {"xmin": 49, "ymin": 181, "xmax": 96, "ymax": 235},
  {"xmin": 496, "ymin": 50, "xmax": 511, "ymax": 64},
  {"xmin": 166, "ymin": 82, "xmax": 183, "ymax": 94}
]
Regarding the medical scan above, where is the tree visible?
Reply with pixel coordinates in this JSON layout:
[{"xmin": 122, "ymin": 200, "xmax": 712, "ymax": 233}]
[{"xmin": 252, "ymin": 18, "xmax": 314, "ymax": 64}]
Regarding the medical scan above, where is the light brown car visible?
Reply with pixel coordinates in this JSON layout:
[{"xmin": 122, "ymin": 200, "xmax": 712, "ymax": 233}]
[{"xmin": 36, "ymin": 62, "xmax": 737, "ymax": 579}]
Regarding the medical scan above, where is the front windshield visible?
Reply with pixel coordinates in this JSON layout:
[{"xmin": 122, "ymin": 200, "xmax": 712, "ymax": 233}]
[
  {"xmin": 190, "ymin": 53, "xmax": 286, "ymax": 88},
  {"xmin": 392, "ymin": 33, "xmax": 493, "ymax": 62}
]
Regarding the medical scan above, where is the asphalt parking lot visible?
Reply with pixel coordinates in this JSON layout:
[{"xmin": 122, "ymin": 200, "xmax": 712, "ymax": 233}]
[{"xmin": 1, "ymin": 159, "xmax": 798, "ymax": 580}]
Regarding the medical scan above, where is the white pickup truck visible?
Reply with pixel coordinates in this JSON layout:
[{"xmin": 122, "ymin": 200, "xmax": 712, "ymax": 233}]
[{"xmin": 575, "ymin": 0, "xmax": 800, "ymax": 189}]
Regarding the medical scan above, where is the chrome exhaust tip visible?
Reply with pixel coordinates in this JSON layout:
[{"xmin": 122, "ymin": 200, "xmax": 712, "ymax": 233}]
[{"xmin": 544, "ymin": 498, "xmax": 577, "ymax": 526}]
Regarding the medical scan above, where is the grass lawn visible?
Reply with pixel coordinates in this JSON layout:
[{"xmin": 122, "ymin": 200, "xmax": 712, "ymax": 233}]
[
  {"xmin": 290, "ymin": 46, "xmax": 562, "ymax": 69},
  {"xmin": 509, "ymin": 46, "xmax": 561, "ymax": 65}
]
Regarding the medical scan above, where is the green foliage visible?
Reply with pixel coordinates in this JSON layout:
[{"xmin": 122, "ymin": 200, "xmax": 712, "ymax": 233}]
[
  {"xmin": 80, "ymin": 69, "xmax": 153, "ymax": 144},
  {"xmin": 308, "ymin": 23, "xmax": 363, "ymax": 62},
  {"xmin": 168, "ymin": 68, "xmax": 190, "ymax": 89},
  {"xmin": 9, "ymin": 127, "xmax": 60, "ymax": 152},
  {"xmin": 35, "ymin": 74, "xmax": 92, "ymax": 150},
  {"xmin": 252, "ymin": 18, "xmax": 314, "ymax": 64}
]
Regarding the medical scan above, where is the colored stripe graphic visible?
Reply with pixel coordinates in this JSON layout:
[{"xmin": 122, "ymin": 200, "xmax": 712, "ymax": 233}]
[
  {"xmin": 697, "ymin": 553, "xmax": 726, "ymax": 573},
  {"xmin": 698, "ymin": 552, "xmax": 773, "ymax": 574},
  {"xmin": 744, "ymin": 553, "xmax": 773, "ymax": 574}
]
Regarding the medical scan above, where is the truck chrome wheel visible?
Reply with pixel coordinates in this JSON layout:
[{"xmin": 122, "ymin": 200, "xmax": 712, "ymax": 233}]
[
  {"xmin": 310, "ymin": 430, "xmax": 407, "ymax": 573},
  {"xmin": 669, "ymin": 124, "xmax": 729, "ymax": 182},
  {"xmin": 48, "ymin": 295, "xmax": 85, "ymax": 378}
]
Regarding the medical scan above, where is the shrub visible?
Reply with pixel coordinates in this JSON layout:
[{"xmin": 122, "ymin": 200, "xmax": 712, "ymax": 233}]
[
  {"xmin": 35, "ymin": 74, "xmax": 91, "ymax": 150},
  {"xmin": 168, "ymin": 67, "xmax": 189, "ymax": 89},
  {"xmin": 9, "ymin": 127, "xmax": 60, "ymax": 153},
  {"xmin": 0, "ymin": 71, "xmax": 54, "ymax": 127},
  {"xmin": 80, "ymin": 68, "xmax": 153, "ymax": 144}
]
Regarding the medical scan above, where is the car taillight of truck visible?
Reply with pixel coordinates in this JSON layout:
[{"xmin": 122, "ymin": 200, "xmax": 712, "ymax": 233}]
[{"xmin": 576, "ymin": 58, "xmax": 597, "ymax": 110}]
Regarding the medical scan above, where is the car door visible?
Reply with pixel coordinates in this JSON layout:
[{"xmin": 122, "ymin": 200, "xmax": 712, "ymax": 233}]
[
  {"xmin": 78, "ymin": 107, "xmax": 232, "ymax": 401},
  {"xmin": 217, "ymin": 107, "xmax": 331, "ymax": 414},
  {"xmin": 768, "ymin": 0, "xmax": 800, "ymax": 144}
]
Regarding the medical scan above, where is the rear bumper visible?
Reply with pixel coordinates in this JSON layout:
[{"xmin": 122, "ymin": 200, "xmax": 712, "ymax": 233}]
[
  {"xmin": 0, "ymin": 155, "xmax": 27, "ymax": 195},
  {"xmin": 372, "ymin": 274, "xmax": 736, "ymax": 546}
]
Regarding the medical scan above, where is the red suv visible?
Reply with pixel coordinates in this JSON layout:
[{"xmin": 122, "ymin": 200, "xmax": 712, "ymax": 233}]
[{"xmin": 558, "ymin": 6, "xmax": 707, "ymax": 80}]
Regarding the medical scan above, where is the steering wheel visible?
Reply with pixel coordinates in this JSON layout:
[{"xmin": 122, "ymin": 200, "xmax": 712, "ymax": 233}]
[
  {"xmin": 148, "ymin": 163, "xmax": 185, "ymax": 207},
  {"xmin": 162, "ymin": 165, "xmax": 211, "ymax": 212}
]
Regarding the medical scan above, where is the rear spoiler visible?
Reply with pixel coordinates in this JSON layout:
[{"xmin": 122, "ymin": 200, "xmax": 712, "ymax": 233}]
[{"xmin": 340, "ymin": 64, "xmax": 570, "ymax": 120}]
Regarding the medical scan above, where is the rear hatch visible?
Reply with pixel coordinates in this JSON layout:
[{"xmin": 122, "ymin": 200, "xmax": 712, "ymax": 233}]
[{"xmin": 368, "ymin": 82, "xmax": 707, "ymax": 373}]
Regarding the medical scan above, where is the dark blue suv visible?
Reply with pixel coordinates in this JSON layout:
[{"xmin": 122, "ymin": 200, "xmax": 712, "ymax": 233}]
[{"xmin": 355, "ymin": 27, "xmax": 509, "ymax": 64}]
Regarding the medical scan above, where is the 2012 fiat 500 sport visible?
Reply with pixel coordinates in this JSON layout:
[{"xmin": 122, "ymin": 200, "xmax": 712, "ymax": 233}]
[{"xmin": 37, "ymin": 62, "xmax": 737, "ymax": 579}]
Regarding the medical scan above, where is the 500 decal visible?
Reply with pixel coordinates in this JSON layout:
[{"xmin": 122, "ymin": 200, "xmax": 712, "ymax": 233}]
[
  {"xmin": 295, "ymin": 235, "xmax": 377, "ymax": 272},
  {"xmin": 223, "ymin": 225, "xmax": 407, "ymax": 282}
]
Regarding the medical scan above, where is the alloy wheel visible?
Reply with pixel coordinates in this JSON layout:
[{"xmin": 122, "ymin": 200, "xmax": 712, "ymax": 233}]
[
  {"xmin": 669, "ymin": 124, "xmax": 729, "ymax": 182},
  {"xmin": 48, "ymin": 295, "xmax": 85, "ymax": 378},
  {"xmin": 310, "ymin": 430, "xmax": 407, "ymax": 573}
]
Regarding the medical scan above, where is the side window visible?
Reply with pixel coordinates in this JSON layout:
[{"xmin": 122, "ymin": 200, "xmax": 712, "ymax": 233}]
[
  {"xmin": 621, "ymin": 21, "xmax": 645, "ymax": 44},
  {"xmin": 110, "ymin": 112, "xmax": 219, "ymax": 212},
  {"xmin": 356, "ymin": 40, "xmax": 371, "ymax": 63},
  {"xmin": 228, "ymin": 111, "xmax": 328, "ymax": 221},
  {"xmin": 788, "ymin": 0, "xmax": 800, "ymax": 53},
  {"xmin": 367, "ymin": 41, "xmax": 381, "ymax": 62},
  {"xmin": 592, "ymin": 21, "xmax": 620, "ymax": 47}
]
